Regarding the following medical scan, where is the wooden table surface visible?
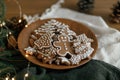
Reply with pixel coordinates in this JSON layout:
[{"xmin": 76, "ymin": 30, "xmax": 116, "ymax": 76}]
[{"xmin": 5, "ymin": 0, "xmax": 120, "ymax": 30}]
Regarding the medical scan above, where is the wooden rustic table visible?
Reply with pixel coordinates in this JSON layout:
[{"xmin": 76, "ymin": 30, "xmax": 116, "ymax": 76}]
[{"xmin": 5, "ymin": 0, "xmax": 120, "ymax": 30}]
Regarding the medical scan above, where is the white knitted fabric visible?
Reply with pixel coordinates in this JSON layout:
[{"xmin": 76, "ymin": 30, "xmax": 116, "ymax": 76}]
[{"xmin": 23, "ymin": 0, "xmax": 120, "ymax": 69}]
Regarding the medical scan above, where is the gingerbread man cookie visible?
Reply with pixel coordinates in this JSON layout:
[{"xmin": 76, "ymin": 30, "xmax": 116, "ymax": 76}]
[{"xmin": 53, "ymin": 34, "xmax": 74, "ymax": 56}]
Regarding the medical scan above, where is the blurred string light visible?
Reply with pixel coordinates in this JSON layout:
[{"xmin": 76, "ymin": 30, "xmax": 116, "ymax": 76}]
[
  {"xmin": 12, "ymin": 78, "xmax": 15, "ymax": 80},
  {"xmin": 0, "ymin": 21, "xmax": 11, "ymax": 36},
  {"xmin": 24, "ymin": 62, "xmax": 30, "ymax": 80},
  {"xmin": 5, "ymin": 73, "xmax": 15, "ymax": 80},
  {"xmin": 2, "ymin": 63, "xmax": 31, "ymax": 80}
]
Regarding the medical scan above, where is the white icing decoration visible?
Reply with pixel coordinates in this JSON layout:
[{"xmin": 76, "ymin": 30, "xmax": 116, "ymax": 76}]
[
  {"xmin": 34, "ymin": 30, "xmax": 39, "ymax": 34},
  {"xmin": 31, "ymin": 35, "xmax": 37, "ymax": 40},
  {"xmin": 77, "ymin": 34, "xmax": 93, "ymax": 43},
  {"xmin": 69, "ymin": 54, "xmax": 81, "ymax": 65},
  {"xmin": 24, "ymin": 46, "xmax": 36, "ymax": 55},
  {"xmin": 58, "ymin": 57, "xmax": 70, "ymax": 65}
]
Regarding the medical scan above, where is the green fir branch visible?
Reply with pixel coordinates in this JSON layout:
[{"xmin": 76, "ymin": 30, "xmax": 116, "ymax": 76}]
[
  {"xmin": 0, "ymin": 61, "xmax": 15, "ymax": 77},
  {"xmin": 0, "ymin": 0, "xmax": 6, "ymax": 21}
]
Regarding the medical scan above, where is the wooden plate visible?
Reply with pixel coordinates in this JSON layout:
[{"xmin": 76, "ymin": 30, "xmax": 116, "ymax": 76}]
[{"xmin": 18, "ymin": 18, "xmax": 98, "ymax": 69}]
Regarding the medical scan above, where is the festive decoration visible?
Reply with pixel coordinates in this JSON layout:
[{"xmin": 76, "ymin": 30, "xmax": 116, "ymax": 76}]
[
  {"xmin": 110, "ymin": 1, "xmax": 120, "ymax": 23},
  {"xmin": 0, "ymin": 17, "xmax": 27, "ymax": 50},
  {"xmin": 77, "ymin": 0, "xmax": 94, "ymax": 13},
  {"xmin": 7, "ymin": 32, "xmax": 17, "ymax": 49},
  {"xmin": 6, "ymin": 17, "xmax": 27, "ymax": 38},
  {"xmin": 0, "ymin": 0, "xmax": 28, "ymax": 79},
  {"xmin": 0, "ymin": 61, "xmax": 16, "ymax": 80},
  {"xmin": 0, "ymin": 17, "xmax": 27, "ymax": 79}
]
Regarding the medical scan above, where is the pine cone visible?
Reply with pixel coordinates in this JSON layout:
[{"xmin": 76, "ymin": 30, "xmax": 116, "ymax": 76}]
[
  {"xmin": 110, "ymin": 1, "xmax": 120, "ymax": 23},
  {"xmin": 77, "ymin": 0, "xmax": 94, "ymax": 13},
  {"xmin": 6, "ymin": 17, "xmax": 27, "ymax": 30}
]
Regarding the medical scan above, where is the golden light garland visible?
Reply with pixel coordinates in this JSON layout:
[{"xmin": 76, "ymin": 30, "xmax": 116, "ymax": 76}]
[{"xmin": 24, "ymin": 62, "xmax": 30, "ymax": 80}]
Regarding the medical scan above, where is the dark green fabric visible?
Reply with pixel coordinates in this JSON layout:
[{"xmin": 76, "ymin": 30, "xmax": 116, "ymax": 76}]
[{"xmin": 16, "ymin": 59, "xmax": 120, "ymax": 80}]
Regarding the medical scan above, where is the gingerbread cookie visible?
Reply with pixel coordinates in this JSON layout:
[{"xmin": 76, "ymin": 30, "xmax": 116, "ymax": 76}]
[
  {"xmin": 34, "ymin": 32, "xmax": 53, "ymax": 49},
  {"xmin": 77, "ymin": 34, "xmax": 93, "ymax": 44},
  {"xmin": 55, "ymin": 57, "xmax": 71, "ymax": 65},
  {"xmin": 24, "ymin": 19, "xmax": 94, "ymax": 66},
  {"xmin": 37, "ymin": 47, "xmax": 56, "ymax": 64},
  {"xmin": 29, "ymin": 38, "xmax": 35, "ymax": 47},
  {"xmin": 53, "ymin": 34, "xmax": 74, "ymax": 56},
  {"xmin": 80, "ymin": 47, "xmax": 94, "ymax": 59},
  {"xmin": 73, "ymin": 34, "xmax": 94, "ymax": 54},
  {"xmin": 24, "ymin": 46, "xmax": 36, "ymax": 55},
  {"xmin": 69, "ymin": 54, "xmax": 81, "ymax": 65}
]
